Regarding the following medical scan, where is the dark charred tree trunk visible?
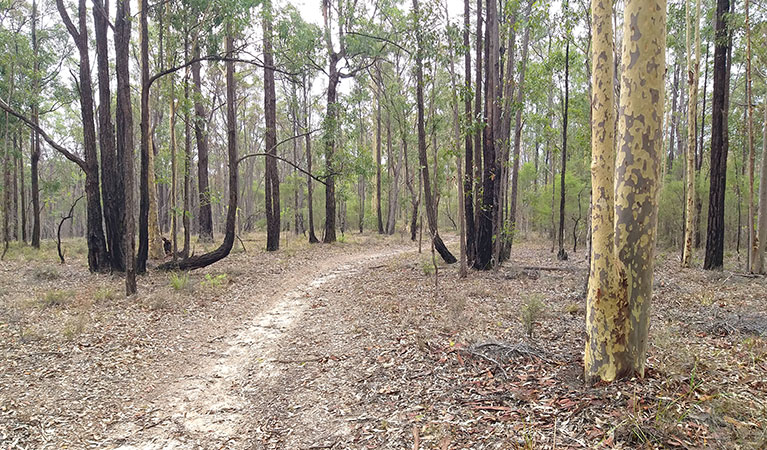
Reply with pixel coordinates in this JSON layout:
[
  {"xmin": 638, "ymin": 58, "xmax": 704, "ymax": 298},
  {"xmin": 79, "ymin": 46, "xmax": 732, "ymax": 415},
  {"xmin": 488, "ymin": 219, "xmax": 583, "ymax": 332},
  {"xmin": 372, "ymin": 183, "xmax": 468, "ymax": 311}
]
[
  {"xmin": 473, "ymin": 0, "xmax": 483, "ymax": 258},
  {"xmin": 159, "ymin": 29, "xmax": 238, "ymax": 271},
  {"xmin": 137, "ymin": 0, "xmax": 150, "ymax": 273},
  {"xmin": 304, "ymin": 76, "xmax": 319, "ymax": 243},
  {"xmin": 413, "ymin": 0, "xmax": 456, "ymax": 264},
  {"xmin": 474, "ymin": 0, "xmax": 498, "ymax": 270},
  {"xmin": 56, "ymin": 0, "xmax": 110, "ymax": 273},
  {"xmin": 30, "ymin": 0, "xmax": 41, "ymax": 249},
  {"xmin": 192, "ymin": 43, "xmax": 214, "ymax": 242},
  {"xmin": 557, "ymin": 40, "xmax": 570, "ymax": 261},
  {"xmin": 463, "ymin": 0, "xmax": 475, "ymax": 265},
  {"xmin": 94, "ymin": 0, "xmax": 125, "ymax": 271},
  {"xmin": 264, "ymin": 1, "xmax": 280, "ymax": 252},
  {"xmin": 704, "ymin": 0, "xmax": 730, "ymax": 270},
  {"xmin": 375, "ymin": 75, "xmax": 384, "ymax": 234},
  {"xmin": 323, "ymin": 58, "xmax": 340, "ymax": 243},
  {"xmin": 182, "ymin": 32, "xmax": 191, "ymax": 258},
  {"xmin": 115, "ymin": 0, "xmax": 135, "ymax": 293}
]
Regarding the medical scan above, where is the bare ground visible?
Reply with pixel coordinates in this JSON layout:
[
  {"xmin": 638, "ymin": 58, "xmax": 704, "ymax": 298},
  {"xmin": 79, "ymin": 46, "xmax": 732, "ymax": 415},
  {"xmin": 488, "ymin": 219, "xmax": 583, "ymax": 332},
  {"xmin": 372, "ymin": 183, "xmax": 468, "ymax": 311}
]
[{"xmin": 1, "ymin": 233, "xmax": 766, "ymax": 449}]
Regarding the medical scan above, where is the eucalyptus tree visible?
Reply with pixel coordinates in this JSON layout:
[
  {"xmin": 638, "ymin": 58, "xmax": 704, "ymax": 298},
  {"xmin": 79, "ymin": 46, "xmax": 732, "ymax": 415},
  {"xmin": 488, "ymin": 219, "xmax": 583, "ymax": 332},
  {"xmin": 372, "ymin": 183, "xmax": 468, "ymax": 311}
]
[
  {"xmin": 55, "ymin": 0, "xmax": 110, "ymax": 272},
  {"xmin": 585, "ymin": 0, "xmax": 667, "ymax": 383},
  {"xmin": 318, "ymin": 0, "xmax": 382, "ymax": 243},
  {"xmin": 704, "ymin": 0, "xmax": 732, "ymax": 270},
  {"xmin": 682, "ymin": 0, "xmax": 701, "ymax": 267},
  {"xmin": 264, "ymin": 0, "xmax": 280, "ymax": 251}
]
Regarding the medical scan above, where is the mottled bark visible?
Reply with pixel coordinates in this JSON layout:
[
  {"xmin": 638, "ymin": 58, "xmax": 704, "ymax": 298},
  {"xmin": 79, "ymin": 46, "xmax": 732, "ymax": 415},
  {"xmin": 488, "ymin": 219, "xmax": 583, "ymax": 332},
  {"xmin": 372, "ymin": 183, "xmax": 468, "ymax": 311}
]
[
  {"xmin": 682, "ymin": 0, "xmax": 700, "ymax": 267},
  {"xmin": 585, "ymin": 0, "xmax": 666, "ymax": 383}
]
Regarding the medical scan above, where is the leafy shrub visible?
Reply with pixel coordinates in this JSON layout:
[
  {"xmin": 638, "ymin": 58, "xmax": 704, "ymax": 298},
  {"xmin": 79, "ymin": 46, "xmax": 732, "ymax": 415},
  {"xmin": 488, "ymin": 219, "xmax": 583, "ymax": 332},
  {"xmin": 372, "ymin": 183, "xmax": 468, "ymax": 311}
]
[
  {"xmin": 169, "ymin": 272, "xmax": 190, "ymax": 291},
  {"xmin": 520, "ymin": 295, "xmax": 545, "ymax": 338}
]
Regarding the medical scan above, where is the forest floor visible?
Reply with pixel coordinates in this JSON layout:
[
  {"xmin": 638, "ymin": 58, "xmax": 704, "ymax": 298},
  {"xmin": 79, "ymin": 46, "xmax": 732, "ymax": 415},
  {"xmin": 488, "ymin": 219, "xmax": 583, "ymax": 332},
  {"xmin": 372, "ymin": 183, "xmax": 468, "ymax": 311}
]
[{"xmin": 1, "ymin": 232, "xmax": 766, "ymax": 449}]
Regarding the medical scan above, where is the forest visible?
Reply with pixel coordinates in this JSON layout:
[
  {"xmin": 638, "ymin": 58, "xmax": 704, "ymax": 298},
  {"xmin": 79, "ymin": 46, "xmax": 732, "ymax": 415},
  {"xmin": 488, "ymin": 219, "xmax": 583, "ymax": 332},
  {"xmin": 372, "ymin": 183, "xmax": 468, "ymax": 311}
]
[{"xmin": 0, "ymin": 0, "xmax": 766, "ymax": 447}]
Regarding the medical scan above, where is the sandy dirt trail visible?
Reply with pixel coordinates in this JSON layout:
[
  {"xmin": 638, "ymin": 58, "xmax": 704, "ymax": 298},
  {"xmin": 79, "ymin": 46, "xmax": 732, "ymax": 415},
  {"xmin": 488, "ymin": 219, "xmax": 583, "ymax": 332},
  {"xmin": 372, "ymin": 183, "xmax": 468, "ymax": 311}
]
[{"xmin": 108, "ymin": 246, "xmax": 408, "ymax": 449}]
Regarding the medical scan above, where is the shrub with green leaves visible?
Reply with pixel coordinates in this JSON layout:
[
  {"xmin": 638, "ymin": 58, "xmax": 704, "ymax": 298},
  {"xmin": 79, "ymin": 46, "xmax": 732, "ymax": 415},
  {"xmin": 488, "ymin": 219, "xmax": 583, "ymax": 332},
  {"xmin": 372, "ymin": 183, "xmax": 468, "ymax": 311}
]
[
  {"xmin": 520, "ymin": 295, "xmax": 546, "ymax": 338},
  {"xmin": 168, "ymin": 272, "xmax": 191, "ymax": 291},
  {"xmin": 201, "ymin": 273, "xmax": 228, "ymax": 289}
]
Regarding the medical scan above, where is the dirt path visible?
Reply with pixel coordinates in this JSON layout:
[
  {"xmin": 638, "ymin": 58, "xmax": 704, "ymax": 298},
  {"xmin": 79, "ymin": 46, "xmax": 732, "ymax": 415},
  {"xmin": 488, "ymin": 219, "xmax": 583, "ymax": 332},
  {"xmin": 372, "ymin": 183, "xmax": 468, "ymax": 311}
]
[{"xmin": 108, "ymin": 246, "xmax": 410, "ymax": 449}]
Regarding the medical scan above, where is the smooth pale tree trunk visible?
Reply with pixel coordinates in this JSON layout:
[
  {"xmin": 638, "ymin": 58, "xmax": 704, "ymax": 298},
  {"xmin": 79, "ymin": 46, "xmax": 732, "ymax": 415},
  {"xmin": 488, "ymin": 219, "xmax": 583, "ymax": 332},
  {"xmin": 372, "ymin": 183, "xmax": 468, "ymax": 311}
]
[
  {"xmin": 182, "ymin": 34, "xmax": 191, "ymax": 258},
  {"xmin": 755, "ymin": 102, "xmax": 767, "ymax": 274},
  {"xmin": 585, "ymin": 0, "xmax": 666, "ymax": 383},
  {"xmin": 704, "ymin": 0, "xmax": 730, "ymax": 270},
  {"xmin": 115, "ymin": 0, "xmax": 135, "ymax": 294},
  {"xmin": 264, "ymin": 0, "xmax": 280, "ymax": 252},
  {"xmin": 682, "ymin": 0, "xmax": 700, "ymax": 267},
  {"xmin": 375, "ymin": 73, "xmax": 384, "ymax": 234},
  {"xmin": 170, "ymin": 84, "xmax": 178, "ymax": 260}
]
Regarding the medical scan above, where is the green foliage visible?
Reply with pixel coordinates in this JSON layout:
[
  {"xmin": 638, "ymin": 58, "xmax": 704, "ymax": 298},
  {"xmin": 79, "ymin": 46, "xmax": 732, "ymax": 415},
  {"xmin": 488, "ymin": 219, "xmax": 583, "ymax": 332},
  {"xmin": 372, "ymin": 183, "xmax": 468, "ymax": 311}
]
[
  {"xmin": 201, "ymin": 273, "xmax": 228, "ymax": 288},
  {"xmin": 169, "ymin": 272, "xmax": 191, "ymax": 291},
  {"xmin": 520, "ymin": 294, "xmax": 545, "ymax": 338}
]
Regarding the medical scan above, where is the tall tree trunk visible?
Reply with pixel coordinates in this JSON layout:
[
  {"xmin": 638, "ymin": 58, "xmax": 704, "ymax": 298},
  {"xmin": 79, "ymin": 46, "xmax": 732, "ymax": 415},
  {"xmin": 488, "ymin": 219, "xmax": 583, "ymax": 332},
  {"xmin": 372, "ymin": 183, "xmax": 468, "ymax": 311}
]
[
  {"xmin": 323, "ymin": 58, "xmax": 340, "ymax": 244},
  {"xmin": 182, "ymin": 33, "xmax": 191, "ymax": 258},
  {"xmin": 115, "ymin": 0, "xmax": 135, "ymax": 293},
  {"xmin": 682, "ymin": 0, "xmax": 700, "ymax": 267},
  {"xmin": 56, "ymin": 0, "xmax": 110, "ymax": 272},
  {"xmin": 30, "ymin": 0, "xmax": 41, "ymax": 249},
  {"xmin": 94, "ymin": 0, "xmax": 124, "ymax": 271},
  {"xmin": 557, "ymin": 40, "xmax": 570, "ymax": 261},
  {"xmin": 463, "ymin": 0, "xmax": 475, "ymax": 265},
  {"xmin": 18, "ymin": 135, "xmax": 26, "ymax": 243},
  {"xmin": 473, "ymin": 0, "xmax": 483, "ymax": 257},
  {"xmin": 170, "ymin": 82, "xmax": 178, "ymax": 260},
  {"xmin": 304, "ymin": 76, "xmax": 319, "ymax": 243},
  {"xmin": 137, "ymin": 0, "xmax": 150, "ymax": 273},
  {"xmin": 375, "ymin": 70, "xmax": 384, "ymax": 234},
  {"xmin": 192, "ymin": 45, "xmax": 214, "ymax": 243},
  {"xmin": 585, "ymin": 0, "xmax": 666, "ymax": 383},
  {"xmin": 704, "ymin": 0, "xmax": 730, "ymax": 270},
  {"xmin": 474, "ymin": 0, "xmax": 499, "ymax": 270},
  {"xmin": 264, "ymin": 0, "xmax": 280, "ymax": 252},
  {"xmin": 755, "ymin": 102, "xmax": 767, "ymax": 274}
]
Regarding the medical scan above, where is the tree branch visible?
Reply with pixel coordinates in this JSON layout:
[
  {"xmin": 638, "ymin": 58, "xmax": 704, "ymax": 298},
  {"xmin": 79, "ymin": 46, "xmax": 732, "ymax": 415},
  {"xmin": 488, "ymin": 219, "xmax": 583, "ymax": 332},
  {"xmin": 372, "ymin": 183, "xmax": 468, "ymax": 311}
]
[
  {"xmin": 237, "ymin": 128, "xmax": 329, "ymax": 185},
  {"xmin": 0, "ymin": 98, "xmax": 86, "ymax": 171}
]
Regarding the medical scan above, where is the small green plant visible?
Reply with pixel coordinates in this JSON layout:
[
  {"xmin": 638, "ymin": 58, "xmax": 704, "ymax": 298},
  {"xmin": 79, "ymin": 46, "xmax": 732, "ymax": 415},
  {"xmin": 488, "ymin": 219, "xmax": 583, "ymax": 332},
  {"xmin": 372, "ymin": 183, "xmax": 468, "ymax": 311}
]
[
  {"xmin": 520, "ymin": 295, "xmax": 545, "ymax": 338},
  {"xmin": 201, "ymin": 273, "xmax": 228, "ymax": 288},
  {"xmin": 39, "ymin": 290, "xmax": 72, "ymax": 308},
  {"xmin": 94, "ymin": 286, "xmax": 116, "ymax": 302},
  {"xmin": 337, "ymin": 234, "xmax": 346, "ymax": 243},
  {"xmin": 169, "ymin": 272, "xmax": 191, "ymax": 291}
]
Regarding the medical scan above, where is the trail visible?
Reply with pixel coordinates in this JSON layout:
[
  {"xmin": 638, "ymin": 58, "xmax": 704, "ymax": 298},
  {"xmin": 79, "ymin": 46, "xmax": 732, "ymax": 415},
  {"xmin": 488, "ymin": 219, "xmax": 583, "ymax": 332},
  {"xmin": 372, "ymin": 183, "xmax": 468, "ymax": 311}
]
[{"xmin": 108, "ymin": 246, "xmax": 408, "ymax": 449}]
